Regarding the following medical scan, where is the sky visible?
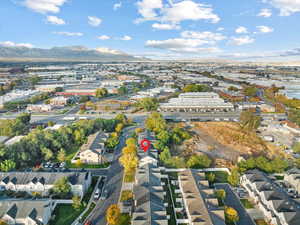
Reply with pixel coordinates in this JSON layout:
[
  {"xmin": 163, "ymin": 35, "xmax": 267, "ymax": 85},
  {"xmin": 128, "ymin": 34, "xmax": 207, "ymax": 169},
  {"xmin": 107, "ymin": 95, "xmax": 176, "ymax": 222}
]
[{"xmin": 0, "ymin": 0, "xmax": 300, "ymax": 60}]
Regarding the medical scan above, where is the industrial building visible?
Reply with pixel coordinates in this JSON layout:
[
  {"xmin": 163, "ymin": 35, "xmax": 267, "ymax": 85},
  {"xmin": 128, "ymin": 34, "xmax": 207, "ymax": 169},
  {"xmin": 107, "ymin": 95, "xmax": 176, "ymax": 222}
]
[{"xmin": 159, "ymin": 92, "xmax": 234, "ymax": 112}]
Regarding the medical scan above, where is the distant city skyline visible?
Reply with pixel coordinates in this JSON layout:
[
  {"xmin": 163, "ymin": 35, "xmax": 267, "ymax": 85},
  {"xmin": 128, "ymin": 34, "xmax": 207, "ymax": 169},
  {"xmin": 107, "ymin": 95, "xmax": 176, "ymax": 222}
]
[{"xmin": 0, "ymin": 0, "xmax": 300, "ymax": 60}]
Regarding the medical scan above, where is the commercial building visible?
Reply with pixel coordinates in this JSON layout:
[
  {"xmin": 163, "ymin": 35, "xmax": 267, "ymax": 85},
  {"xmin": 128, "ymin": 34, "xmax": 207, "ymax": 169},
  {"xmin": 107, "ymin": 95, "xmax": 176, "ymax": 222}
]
[
  {"xmin": 26, "ymin": 104, "xmax": 53, "ymax": 112},
  {"xmin": 241, "ymin": 169, "xmax": 300, "ymax": 225},
  {"xmin": 49, "ymin": 96, "xmax": 71, "ymax": 106},
  {"xmin": 159, "ymin": 92, "xmax": 234, "ymax": 112},
  {"xmin": 0, "ymin": 90, "xmax": 40, "ymax": 108},
  {"xmin": 0, "ymin": 171, "xmax": 91, "ymax": 198},
  {"xmin": 178, "ymin": 169, "xmax": 226, "ymax": 225}
]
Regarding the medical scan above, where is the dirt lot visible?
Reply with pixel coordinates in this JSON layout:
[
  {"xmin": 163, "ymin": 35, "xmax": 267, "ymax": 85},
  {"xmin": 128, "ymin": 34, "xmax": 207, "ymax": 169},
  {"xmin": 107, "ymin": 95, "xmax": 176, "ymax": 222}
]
[{"xmin": 180, "ymin": 122, "xmax": 281, "ymax": 166}]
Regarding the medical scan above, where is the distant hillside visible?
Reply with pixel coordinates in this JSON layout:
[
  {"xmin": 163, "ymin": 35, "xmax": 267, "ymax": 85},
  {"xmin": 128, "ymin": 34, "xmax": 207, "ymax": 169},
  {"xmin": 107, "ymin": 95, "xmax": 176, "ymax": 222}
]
[{"xmin": 0, "ymin": 46, "xmax": 143, "ymax": 62}]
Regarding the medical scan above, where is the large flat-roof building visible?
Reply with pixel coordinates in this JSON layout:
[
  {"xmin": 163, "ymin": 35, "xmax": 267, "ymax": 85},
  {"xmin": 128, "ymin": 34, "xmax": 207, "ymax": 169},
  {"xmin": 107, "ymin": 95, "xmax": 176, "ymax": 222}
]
[{"xmin": 159, "ymin": 92, "xmax": 234, "ymax": 113}]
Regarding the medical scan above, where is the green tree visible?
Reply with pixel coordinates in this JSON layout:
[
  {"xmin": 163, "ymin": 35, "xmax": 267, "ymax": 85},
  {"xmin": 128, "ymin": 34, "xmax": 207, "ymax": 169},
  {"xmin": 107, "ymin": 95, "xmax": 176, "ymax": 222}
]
[
  {"xmin": 215, "ymin": 189, "xmax": 226, "ymax": 203},
  {"xmin": 187, "ymin": 155, "xmax": 212, "ymax": 169},
  {"xmin": 182, "ymin": 84, "xmax": 211, "ymax": 92},
  {"xmin": 228, "ymin": 168, "xmax": 240, "ymax": 187},
  {"xmin": 159, "ymin": 147, "xmax": 171, "ymax": 163},
  {"xmin": 117, "ymin": 86, "xmax": 128, "ymax": 95},
  {"xmin": 157, "ymin": 130, "xmax": 170, "ymax": 144},
  {"xmin": 137, "ymin": 97, "xmax": 158, "ymax": 111},
  {"xmin": 292, "ymin": 142, "xmax": 300, "ymax": 153},
  {"xmin": 72, "ymin": 195, "xmax": 82, "ymax": 210},
  {"xmin": 95, "ymin": 88, "xmax": 108, "ymax": 98},
  {"xmin": 16, "ymin": 113, "xmax": 31, "ymax": 124},
  {"xmin": 145, "ymin": 112, "xmax": 167, "ymax": 133},
  {"xmin": 57, "ymin": 149, "xmax": 66, "ymax": 162},
  {"xmin": 207, "ymin": 173, "xmax": 216, "ymax": 184},
  {"xmin": 115, "ymin": 114, "xmax": 128, "ymax": 125},
  {"xmin": 243, "ymin": 86, "xmax": 258, "ymax": 97},
  {"xmin": 41, "ymin": 147, "xmax": 53, "ymax": 161},
  {"xmin": 0, "ymin": 160, "xmax": 16, "ymax": 172},
  {"xmin": 53, "ymin": 177, "xmax": 71, "ymax": 194}
]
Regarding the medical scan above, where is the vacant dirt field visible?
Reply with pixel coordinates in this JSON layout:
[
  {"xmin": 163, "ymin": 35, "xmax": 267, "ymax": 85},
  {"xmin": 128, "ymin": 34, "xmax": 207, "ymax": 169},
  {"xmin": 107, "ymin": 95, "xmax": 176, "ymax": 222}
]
[{"xmin": 182, "ymin": 122, "xmax": 281, "ymax": 164}]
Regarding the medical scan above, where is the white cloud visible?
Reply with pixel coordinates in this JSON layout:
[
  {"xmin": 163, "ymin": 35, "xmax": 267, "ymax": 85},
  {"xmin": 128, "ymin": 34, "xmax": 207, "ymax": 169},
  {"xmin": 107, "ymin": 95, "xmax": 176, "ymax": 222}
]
[
  {"xmin": 46, "ymin": 15, "xmax": 65, "ymax": 25},
  {"xmin": 136, "ymin": 0, "xmax": 220, "ymax": 24},
  {"xmin": 263, "ymin": 0, "xmax": 300, "ymax": 16},
  {"xmin": 95, "ymin": 47, "xmax": 124, "ymax": 55},
  {"xmin": 137, "ymin": 0, "xmax": 163, "ymax": 18},
  {"xmin": 113, "ymin": 2, "xmax": 122, "ymax": 10},
  {"xmin": 180, "ymin": 31, "xmax": 226, "ymax": 43},
  {"xmin": 230, "ymin": 36, "xmax": 255, "ymax": 45},
  {"xmin": 88, "ymin": 16, "xmax": 102, "ymax": 27},
  {"xmin": 235, "ymin": 26, "xmax": 248, "ymax": 34},
  {"xmin": 53, "ymin": 31, "xmax": 83, "ymax": 36},
  {"xmin": 97, "ymin": 35, "xmax": 111, "ymax": 40},
  {"xmin": 120, "ymin": 35, "xmax": 132, "ymax": 41},
  {"xmin": 152, "ymin": 23, "xmax": 180, "ymax": 30},
  {"xmin": 0, "ymin": 41, "xmax": 34, "ymax": 48},
  {"xmin": 256, "ymin": 25, "xmax": 274, "ymax": 33},
  {"xmin": 257, "ymin": 8, "xmax": 272, "ymax": 17},
  {"xmin": 217, "ymin": 27, "xmax": 224, "ymax": 31},
  {"xmin": 23, "ymin": 0, "xmax": 67, "ymax": 14},
  {"xmin": 145, "ymin": 38, "xmax": 221, "ymax": 53}
]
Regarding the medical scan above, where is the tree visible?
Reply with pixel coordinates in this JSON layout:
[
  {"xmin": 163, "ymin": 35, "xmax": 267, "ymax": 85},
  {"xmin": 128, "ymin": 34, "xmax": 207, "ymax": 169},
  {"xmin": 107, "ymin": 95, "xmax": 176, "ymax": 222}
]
[
  {"xmin": 207, "ymin": 172, "xmax": 216, "ymax": 184},
  {"xmin": 115, "ymin": 123, "xmax": 124, "ymax": 133},
  {"xmin": 292, "ymin": 142, "xmax": 300, "ymax": 153},
  {"xmin": 79, "ymin": 96, "xmax": 90, "ymax": 103},
  {"xmin": 119, "ymin": 153, "xmax": 138, "ymax": 173},
  {"xmin": 239, "ymin": 111, "xmax": 261, "ymax": 131},
  {"xmin": 182, "ymin": 84, "xmax": 211, "ymax": 93},
  {"xmin": 115, "ymin": 114, "xmax": 128, "ymax": 125},
  {"xmin": 135, "ymin": 127, "xmax": 144, "ymax": 135},
  {"xmin": 228, "ymin": 168, "xmax": 240, "ymax": 187},
  {"xmin": 95, "ymin": 88, "xmax": 108, "ymax": 98},
  {"xmin": 47, "ymin": 121, "xmax": 55, "ymax": 127},
  {"xmin": 122, "ymin": 146, "xmax": 137, "ymax": 155},
  {"xmin": 137, "ymin": 97, "xmax": 158, "ymax": 111},
  {"xmin": 0, "ymin": 219, "xmax": 8, "ymax": 225},
  {"xmin": 215, "ymin": 189, "xmax": 226, "ymax": 203},
  {"xmin": 106, "ymin": 204, "xmax": 120, "ymax": 225},
  {"xmin": 118, "ymin": 86, "xmax": 128, "ymax": 95},
  {"xmin": 72, "ymin": 195, "xmax": 82, "ymax": 210},
  {"xmin": 145, "ymin": 112, "xmax": 167, "ymax": 133},
  {"xmin": 57, "ymin": 149, "xmax": 66, "ymax": 162},
  {"xmin": 228, "ymin": 86, "xmax": 239, "ymax": 92},
  {"xmin": 126, "ymin": 137, "xmax": 136, "ymax": 146},
  {"xmin": 0, "ymin": 160, "xmax": 16, "ymax": 172},
  {"xmin": 157, "ymin": 130, "xmax": 170, "ymax": 145},
  {"xmin": 225, "ymin": 206, "xmax": 239, "ymax": 224},
  {"xmin": 187, "ymin": 155, "xmax": 212, "ymax": 169},
  {"xmin": 53, "ymin": 177, "xmax": 71, "ymax": 194},
  {"xmin": 159, "ymin": 147, "xmax": 171, "ymax": 163},
  {"xmin": 243, "ymin": 86, "xmax": 258, "ymax": 97},
  {"xmin": 16, "ymin": 113, "xmax": 31, "ymax": 124},
  {"xmin": 41, "ymin": 147, "xmax": 53, "ymax": 161},
  {"xmin": 75, "ymin": 159, "xmax": 83, "ymax": 168}
]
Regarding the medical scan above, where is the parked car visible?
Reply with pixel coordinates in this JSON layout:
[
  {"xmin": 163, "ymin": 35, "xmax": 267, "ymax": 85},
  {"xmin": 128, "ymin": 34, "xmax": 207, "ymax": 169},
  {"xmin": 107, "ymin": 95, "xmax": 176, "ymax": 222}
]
[
  {"xmin": 100, "ymin": 188, "xmax": 108, "ymax": 200},
  {"xmin": 94, "ymin": 188, "xmax": 100, "ymax": 200},
  {"xmin": 84, "ymin": 220, "xmax": 92, "ymax": 225}
]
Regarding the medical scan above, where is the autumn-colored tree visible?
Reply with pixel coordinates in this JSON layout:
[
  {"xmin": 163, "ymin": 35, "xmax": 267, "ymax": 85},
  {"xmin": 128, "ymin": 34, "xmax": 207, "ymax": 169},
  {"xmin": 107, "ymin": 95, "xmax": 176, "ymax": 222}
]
[
  {"xmin": 225, "ymin": 206, "xmax": 239, "ymax": 223},
  {"xmin": 126, "ymin": 137, "xmax": 136, "ymax": 146},
  {"xmin": 135, "ymin": 127, "xmax": 144, "ymax": 135},
  {"xmin": 115, "ymin": 123, "xmax": 124, "ymax": 133},
  {"xmin": 72, "ymin": 195, "xmax": 82, "ymax": 210},
  {"xmin": 228, "ymin": 168, "xmax": 240, "ymax": 187},
  {"xmin": 106, "ymin": 204, "xmax": 120, "ymax": 225},
  {"xmin": 122, "ymin": 145, "xmax": 137, "ymax": 155},
  {"xmin": 119, "ymin": 153, "xmax": 138, "ymax": 173},
  {"xmin": 57, "ymin": 149, "xmax": 66, "ymax": 162},
  {"xmin": 75, "ymin": 159, "xmax": 82, "ymax": 168},
  {"xmin": 0, "ymin": 219, "xmax": 8, "ymax": 225}
]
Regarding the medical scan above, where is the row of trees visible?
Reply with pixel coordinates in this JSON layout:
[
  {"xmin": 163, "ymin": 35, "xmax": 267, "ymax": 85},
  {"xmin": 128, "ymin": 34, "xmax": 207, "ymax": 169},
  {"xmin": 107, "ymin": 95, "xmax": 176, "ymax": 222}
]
[
  {"xmin": 119, "ymin": 136, "xmax": 138, "ymax": 179},
  {"xmin": 182, "ymin": 84, "xmax": 212, "ymax": 93},
  {"xmin": 0, "ymin": 113, "xmax": 31, "ymax": 136},
  {"xmin": 0, "ymin": 118, "xmax": 118, "ymax": 169},
  {"xmin": 136, "ymin": 97, "xmax": 158, "ymax": 112},
  {"xmin": 3, "ymin": 92, "xmax": 52, "ymax": 110}
]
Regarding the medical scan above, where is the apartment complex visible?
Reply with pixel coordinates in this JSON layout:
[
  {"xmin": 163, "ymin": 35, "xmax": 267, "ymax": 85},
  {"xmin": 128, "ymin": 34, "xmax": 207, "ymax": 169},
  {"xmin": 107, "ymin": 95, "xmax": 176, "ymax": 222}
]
[
  {"xmin": 131, "ymin": 132, "xmax": 169, "ymax": 225},
  {"xmin": 178, "ymin": 169, "xmax": 226, "ymax": 225},
  {"xmin": 0, "ymin": 171, "xmax": 91, "ymax": 198},
  {"xmin": 241, "ymin": 170, "xmax": 300, "ymax": 225}
]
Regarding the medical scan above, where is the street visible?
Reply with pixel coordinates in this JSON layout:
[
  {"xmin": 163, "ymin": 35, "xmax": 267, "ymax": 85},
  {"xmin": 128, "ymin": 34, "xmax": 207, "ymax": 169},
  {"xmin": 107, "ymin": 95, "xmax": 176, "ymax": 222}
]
[{"xmin": 86, "ymin": 126, "xmax": 136, "ymax": 225}]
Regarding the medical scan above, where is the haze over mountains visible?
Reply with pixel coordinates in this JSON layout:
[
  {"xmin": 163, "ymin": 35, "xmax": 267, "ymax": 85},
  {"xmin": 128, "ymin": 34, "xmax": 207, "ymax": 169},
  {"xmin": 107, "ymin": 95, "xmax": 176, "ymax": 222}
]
[{"xmin": 0, "ymin": 46, "xmax": 142, "ymax": 61}]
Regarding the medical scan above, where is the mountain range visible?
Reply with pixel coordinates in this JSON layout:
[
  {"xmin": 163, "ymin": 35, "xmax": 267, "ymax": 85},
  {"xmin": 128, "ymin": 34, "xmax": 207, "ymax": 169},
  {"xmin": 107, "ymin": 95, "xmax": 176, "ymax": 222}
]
[{"xmin": 0, "ymin": 46, "xmax": 143, "ymax": 61}]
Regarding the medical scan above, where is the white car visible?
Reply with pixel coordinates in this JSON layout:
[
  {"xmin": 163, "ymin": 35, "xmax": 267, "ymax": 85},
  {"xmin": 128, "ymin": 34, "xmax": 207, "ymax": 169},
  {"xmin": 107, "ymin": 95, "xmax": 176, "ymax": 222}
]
[{"xmin": 94, "ymin": 188, "xmax": 100, "ymax": 200}]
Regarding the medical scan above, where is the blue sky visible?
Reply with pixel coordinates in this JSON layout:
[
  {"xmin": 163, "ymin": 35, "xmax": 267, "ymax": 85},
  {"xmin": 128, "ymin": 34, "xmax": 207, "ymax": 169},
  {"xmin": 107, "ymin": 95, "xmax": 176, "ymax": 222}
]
[{"xmin": 0, "ymin": 0, "xmax": 300, "ymax": 60}]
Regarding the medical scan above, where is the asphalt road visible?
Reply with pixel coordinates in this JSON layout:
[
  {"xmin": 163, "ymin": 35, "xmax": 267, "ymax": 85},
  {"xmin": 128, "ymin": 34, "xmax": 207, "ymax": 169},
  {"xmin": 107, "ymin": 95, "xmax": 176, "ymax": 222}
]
[
  {"xmin": 87, "ymin": 126, "xmax": 136, "ymax": 225},
  {"xmin": 215, "ymin": 184, "xmax": 255, "ymax": 225}
]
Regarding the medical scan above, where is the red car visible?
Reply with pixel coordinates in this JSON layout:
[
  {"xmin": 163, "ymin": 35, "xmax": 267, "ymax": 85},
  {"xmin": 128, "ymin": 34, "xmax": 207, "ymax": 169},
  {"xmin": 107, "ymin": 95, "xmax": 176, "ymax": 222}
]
[{"xmin": 84, "ymin": 220, "xmax": 92, "ymax": 225}]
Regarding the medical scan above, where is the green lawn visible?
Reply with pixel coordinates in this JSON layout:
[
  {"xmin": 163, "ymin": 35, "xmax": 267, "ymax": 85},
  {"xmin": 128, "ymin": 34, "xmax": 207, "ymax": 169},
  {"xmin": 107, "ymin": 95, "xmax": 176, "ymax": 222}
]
[
  {"xmin": 240, "ymin": 199, "xmax": 254, "ymax": 209},
  {"xmin": 67, "ymin": 161, "xmax": 110, "ymax": 169},
  {"xmin": 49, "ymin": 204, "xmax": 84, "ymax": 225},
  {"xmin": 118, "ymin": 213, "xmax": 131, "ymax": 225}
]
